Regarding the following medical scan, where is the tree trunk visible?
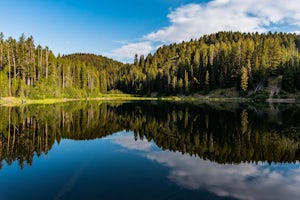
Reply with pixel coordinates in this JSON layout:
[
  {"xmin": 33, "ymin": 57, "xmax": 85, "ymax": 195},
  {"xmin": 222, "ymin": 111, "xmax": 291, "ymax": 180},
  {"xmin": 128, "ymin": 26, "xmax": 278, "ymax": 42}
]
[
  {"xmin": 45, "ymin": 48, "xmax": 49, "ymax": 79},
  {"xmin": 0, "ymin": 42, "xmax": 2, "ymax": 69},
  {"xmin": 7, "ymin": 49, "xmax": 12, "ymax": 96}
]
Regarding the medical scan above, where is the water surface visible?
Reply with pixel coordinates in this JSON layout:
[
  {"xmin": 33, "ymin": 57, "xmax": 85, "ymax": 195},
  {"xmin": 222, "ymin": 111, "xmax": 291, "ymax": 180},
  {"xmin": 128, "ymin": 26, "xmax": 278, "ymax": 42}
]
[{"xmin": 0, "ymin": 102, "xmax": 300, "ymax": 200}]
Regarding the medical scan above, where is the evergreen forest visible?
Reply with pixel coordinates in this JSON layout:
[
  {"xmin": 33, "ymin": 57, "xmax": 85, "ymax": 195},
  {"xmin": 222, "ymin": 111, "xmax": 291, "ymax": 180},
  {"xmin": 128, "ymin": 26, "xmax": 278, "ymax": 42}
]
[{"xmin": 1, "ymin": 31, "xmax": 300, "ymax": 98}]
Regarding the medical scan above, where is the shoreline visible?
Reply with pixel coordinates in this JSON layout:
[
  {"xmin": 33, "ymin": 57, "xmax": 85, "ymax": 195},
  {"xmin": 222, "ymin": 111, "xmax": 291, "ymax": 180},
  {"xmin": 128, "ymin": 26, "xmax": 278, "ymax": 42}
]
[
  {"xmin": 0, "ymin": 96, "xmax": 158, "ymax": 107},
  {"xmin": 266, "ymin": 98, "xmax": 296, "ymax": 103},
  {"xmin": 0, "ymin": 96, "xmax": 298, "ymax": 107}
]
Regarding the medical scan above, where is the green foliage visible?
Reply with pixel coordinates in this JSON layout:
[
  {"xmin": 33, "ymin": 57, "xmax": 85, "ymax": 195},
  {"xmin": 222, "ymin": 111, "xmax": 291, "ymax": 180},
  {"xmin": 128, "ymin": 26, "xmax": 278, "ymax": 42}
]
[
  {"xmin": 0, "ymin": 68, "xmax": 8, "ymax": 97},
  {"xmin": 0, "ymin": 34, "xmax": 121, "ymax": 98},
  {"xmin": 120, "ymin": 31, "xmax": 300, "ymax": 95},
  {"xmin": 240, "ymin": 66, "xmax": 249, "ymax": 92},
  {"xmin": 0, "ymin": 32, "xmax": 300, "ymax": 98},
  {"xmin": 107, "ymin": 89, "xmax": 124, "ymax": 94},
  {"xmin": 63, "ymin": 87, "xmax": 87, "ymax": 98},
  {"xmin": 282, "ymin": 67, "xmax": 294, "ymax": 92},
  {"xmin": 178, "ymin": 78, "xmax": 183, "ymax": 94},
  {"xmin": 29, "ymin": 79, "xmax": 63, "ymax": 99},
  {"xmin": 249, "ymin": 90, "xmax": 269, "ymax": 101},
  {"xmin": 278, "ymin": 91, "xmax": 289, "ymax": 99}
]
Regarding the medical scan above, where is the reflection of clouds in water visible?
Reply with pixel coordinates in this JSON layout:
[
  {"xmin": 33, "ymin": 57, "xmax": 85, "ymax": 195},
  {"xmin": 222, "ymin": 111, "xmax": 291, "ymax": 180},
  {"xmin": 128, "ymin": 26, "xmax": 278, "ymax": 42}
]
[
  {"xmin": 110, "ymin": 132, "xmax": 300, "ymax": 200},
  {"xmin": 108, "ymin": 131, "xmax": 152, "ymax": 152},
  {"xmin": 147, "ymin": 151, "xmax": 300, "ymax": 200}
]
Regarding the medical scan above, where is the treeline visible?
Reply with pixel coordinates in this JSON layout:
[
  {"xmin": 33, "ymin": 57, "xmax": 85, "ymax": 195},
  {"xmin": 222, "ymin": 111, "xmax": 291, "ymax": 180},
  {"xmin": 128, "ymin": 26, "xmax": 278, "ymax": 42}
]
[
  {"xmin": 1, "ymin": 31, "xmax": 300, "ymax": 97},
  {"xmin": 122, "ymin": 31, "xmax": 300, "ymax": 94},
  {"xmin": 0, "ymin": 33, "xmax": 123, "ymax": 98}
]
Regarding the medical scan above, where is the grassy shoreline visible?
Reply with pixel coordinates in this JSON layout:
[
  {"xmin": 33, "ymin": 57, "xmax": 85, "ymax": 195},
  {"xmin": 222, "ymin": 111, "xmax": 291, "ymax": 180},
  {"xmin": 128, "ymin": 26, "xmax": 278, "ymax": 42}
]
[
  {"xmin": 0, "ymin": 96, "xmax": 159, "ymax": 106},
  {"xmin": 0, "ymin": 95, "xmax": 297, "ymax": 107},
  {"xmin": 2, "ymin": 84, "xmax": 299, "ymax": 106}
]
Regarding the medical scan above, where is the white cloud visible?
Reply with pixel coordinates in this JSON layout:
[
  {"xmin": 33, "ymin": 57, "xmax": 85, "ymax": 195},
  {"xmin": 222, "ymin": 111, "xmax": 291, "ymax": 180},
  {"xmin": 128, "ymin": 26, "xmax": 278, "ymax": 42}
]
[
  {"xmin": 109, "ymin": 0, "xmax": 300, "ymax": 62},
  {"xmin": 106, "ymin": 41, "xmax": 153, "ymax": 63},
  {"xmin": 147, "ymin": 151, "xmax": 300, "ymax": 200},
  {"xmin": 145, "ymin": 0, "xmax": 300, "ymax": 43},
  {"xmin": 293, "ymin": 31, "xmax": 300, "ymax": 34}
]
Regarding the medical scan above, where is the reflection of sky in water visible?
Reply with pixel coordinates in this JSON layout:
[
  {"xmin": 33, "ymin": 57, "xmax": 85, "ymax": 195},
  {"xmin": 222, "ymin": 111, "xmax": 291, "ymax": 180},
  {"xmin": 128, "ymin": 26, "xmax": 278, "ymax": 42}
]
[
  {"xmin": 106, "ymin": 131, "xmax": 153, "ymax": 152},
  {"xmin": 110, "ymin": 131, "xmax": 300, "ymax": 200}
]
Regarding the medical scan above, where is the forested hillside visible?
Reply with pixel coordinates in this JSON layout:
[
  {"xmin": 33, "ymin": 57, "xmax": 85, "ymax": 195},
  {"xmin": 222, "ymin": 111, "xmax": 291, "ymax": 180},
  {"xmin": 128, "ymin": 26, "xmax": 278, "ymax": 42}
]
[
  {"xmin": 122, "ymin": 31, "xmax": 300, "ymax": 95},
  {"xmin": 0, "ymin": 33, "xmax": 123, "ymax": 98},
  {"xmin": 0, "ymin": 31, "xmax": 300, "ymax": 98}
]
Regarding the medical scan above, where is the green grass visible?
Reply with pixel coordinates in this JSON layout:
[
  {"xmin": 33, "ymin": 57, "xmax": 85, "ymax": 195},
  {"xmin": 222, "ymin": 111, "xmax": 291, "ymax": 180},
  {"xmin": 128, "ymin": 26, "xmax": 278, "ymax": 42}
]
[
  {"xmin": 0, "ymin": 96, "xmax": 159, "ymax": 106},
  {"xmin": 95, "ymin": 96, "xmax": 158, "ymax": 101},
  {"xmin": 0, "ymin": 95, "xmax": 251, "ymax": 107},
  {"xmin": 1, "ymin": 89, "xmax": 297, "ymax": 107},
  {"xmin": 158, "ymin": 96, "xmax": 181, "ymax": 101},
  {"xmin": 247, "ymin": 90, "xmax": 269, "ymax": 102},
  {"xmin": 0, "ymin": 97, "xmax": 80, "ymax": 106}
]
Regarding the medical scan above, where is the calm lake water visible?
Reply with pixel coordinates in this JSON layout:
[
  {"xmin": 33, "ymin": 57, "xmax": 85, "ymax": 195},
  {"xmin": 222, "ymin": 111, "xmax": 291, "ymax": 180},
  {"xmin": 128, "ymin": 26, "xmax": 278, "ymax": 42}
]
[{"xmin": 0, "ymin": 101, "xmax": 300, "ymax": 200}]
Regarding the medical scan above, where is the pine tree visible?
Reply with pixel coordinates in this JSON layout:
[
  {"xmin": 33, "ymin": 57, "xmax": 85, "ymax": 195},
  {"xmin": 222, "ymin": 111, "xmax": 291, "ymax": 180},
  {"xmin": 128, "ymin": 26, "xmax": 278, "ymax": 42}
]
[
  {"xmin": 282, "ymin": 67, "xmax": 295, "ymax": 92},
  {"xmin": 0, "ymin": 68, "xmax": 8, "ymax": 97},
  {"xmin": 172, "ymin": 76, "xmax": 177, "ymax": 93},
  {"xmin": 178, "ymin": 78, "xmax": 183, "ymax": 94},
  {"xmin": 193, "ymin": 49, "xmax": 200, "ymax": 66},
  {"xmin": 205, "ymin": 70, "xmax": 210, "ymax": 86},
  {"xmin": 184, "ymin": 70, "xmax": 189, "ymax": 94},
  {"xmin": 240, "ymin": 66, "xmax": 249, "ymax": 92},
  {"xmin": 0, "ymin": 32, "xmax": 3, "ymax": 69}
]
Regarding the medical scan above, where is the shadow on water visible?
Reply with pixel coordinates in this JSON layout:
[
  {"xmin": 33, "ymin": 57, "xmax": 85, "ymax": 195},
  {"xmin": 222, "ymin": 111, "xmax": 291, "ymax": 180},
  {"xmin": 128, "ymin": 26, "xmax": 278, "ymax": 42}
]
[{"xmin": 0, "ymin": 101, "xmax": 300, "ymax": 169}]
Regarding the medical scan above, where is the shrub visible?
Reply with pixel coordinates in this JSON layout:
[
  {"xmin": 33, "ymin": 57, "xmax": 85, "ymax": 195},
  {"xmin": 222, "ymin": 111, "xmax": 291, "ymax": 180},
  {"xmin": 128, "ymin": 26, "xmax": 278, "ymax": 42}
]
[{"xmin": 249, "ymin": 90, "xmax": 269, "ymax": 101}]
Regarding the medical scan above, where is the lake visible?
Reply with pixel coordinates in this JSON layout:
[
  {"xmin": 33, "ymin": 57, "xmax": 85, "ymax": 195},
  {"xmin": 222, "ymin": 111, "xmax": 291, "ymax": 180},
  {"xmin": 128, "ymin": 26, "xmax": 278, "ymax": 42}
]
[{"xmin": 0, "ymin": 101, "xmax": 300, "ymax": 200}]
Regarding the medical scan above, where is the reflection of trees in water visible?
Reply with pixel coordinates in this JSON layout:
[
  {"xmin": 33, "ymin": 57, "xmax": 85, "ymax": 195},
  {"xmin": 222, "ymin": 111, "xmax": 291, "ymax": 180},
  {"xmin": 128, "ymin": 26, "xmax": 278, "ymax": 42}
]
[
  {"xmin": 117, "ymin": 103, "xmax": 300, "ymax": 164},
  {"xmin": 0, "ymin": 103, "xmax": 124, "ymax": 169},
  {"xmin": 0, "ymin": 102, "xmax": 300, "ymax": 169}
]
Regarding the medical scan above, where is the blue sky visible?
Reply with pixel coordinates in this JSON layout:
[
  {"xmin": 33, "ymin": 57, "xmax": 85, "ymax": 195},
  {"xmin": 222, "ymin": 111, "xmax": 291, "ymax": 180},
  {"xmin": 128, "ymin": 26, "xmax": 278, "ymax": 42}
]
[{"xmin": 1, "ymin": 0, "xmax": 300, "ymax": 62}]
